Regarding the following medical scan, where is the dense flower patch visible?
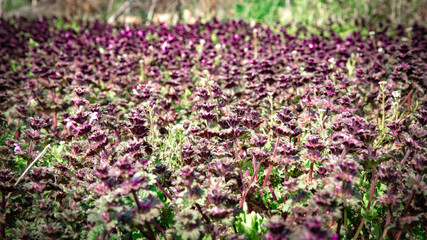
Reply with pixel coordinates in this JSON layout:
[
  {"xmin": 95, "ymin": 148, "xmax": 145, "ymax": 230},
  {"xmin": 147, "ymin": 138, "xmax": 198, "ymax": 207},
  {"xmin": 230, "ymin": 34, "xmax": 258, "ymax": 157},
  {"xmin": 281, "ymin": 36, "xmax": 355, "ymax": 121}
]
[{"xmin": 0, "ymin": 17, "xmax": 426, "ymax": 239}]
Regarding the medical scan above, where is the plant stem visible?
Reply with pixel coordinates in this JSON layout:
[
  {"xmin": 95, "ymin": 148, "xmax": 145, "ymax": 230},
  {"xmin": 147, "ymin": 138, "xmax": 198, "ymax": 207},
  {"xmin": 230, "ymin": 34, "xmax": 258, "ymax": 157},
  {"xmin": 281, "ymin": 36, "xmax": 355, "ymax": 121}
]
[
  {"xmin": 290, "ymin": 100, "xmax": 299, "ymax": 120},
  {"xmin": 101, "ymin": 230, "xmax": 107, "ymax": 240},
  {"xmin": 149, "ymin": 107, "xmax": 155, "ymax": 143},
  {"xmin": 381, "ymin": 205, "xmax": 392, "ymax": 240},
  {"xmin": 263, "ymin": 164, "xmax": 274, "ymax": 189},
  {"xmin": 239, "ymin": 169, "xmax": 258, "ymax": 208},
  {"xmin": 252, "ymin": 154, "xmax": 258, "ymax": 181},
  {"xmin": 144, "ymin": 222, "xmax": 156, "ymax": 240},
  {"xmin": 367, "ymin": 169, "xmax": 377, "ymax": 210},
  {"xmin": 401, "ymin": 149, "xmax": 410, "ymax": 165},
  {"xmin": 102, "ymin": 148, "xmax": 109, "ymax": 159},
  {"xmin": 27, "ymin": 139, "xmax": 33, "ymax": 167},
  {"xmin": 399, "ymin": 89, "xmax": 413, "ymax": 107},
  {"xmin": 393, "ymin": 189, "xmax": 416, "ymax": 239},
  {"xmin": 233, "ymin": 138, "xmax": 240, "ymax": 162},
  {"xmin": 51, "ymin": 88, "xmax": 57, "ymax": 129},
  {"xmin": 352, "ymin": 218, "xmax": 366, "ymax": 240},
  {"xmin": 337, "ymin": 214, "xmax": 342, "ymax": 237},
  {"xmin": 370, "ymin": 82, "xmax": 376, "ymax": 111},
  {"xmin": 53, "ymin": 111, "xmax": 57, "ymax": 129},
  {"xmin": 341, "ymin": 146, "xmax": 347, "ymax": 160},
  {"xmin": 14, "ymin": 144, "xmax": 51, "ymax": 187},
  {"xmin": 114, "ymin": 128, "xmax": 122, "ymax": 144},
  {"xmin": 308, "ymin": 162, "xmax": 314, "ymax": 182},
  {"xmin": 344, "ymin": 206, "xmax": 347, "ymax": 226},
  {"xmin": 151, "ymin": 219, "xmax": 166, "ymax": 239},
  {"xmin": 401, "ymin": 190, "xmax": 415, "ymax": 217},
  {"xmin": 195, "ymin": 203, "xmax": 210, "ymax": 224},
  {"xmin": 1, "ymin": 191, "xmax": 5, "ymax": 240},
  {"xmin": 132, "ymin": 191, "xmax": 157, "ymax": 240},
  {"xmin": 137, "ymin": 225, "xmax": 154, "ymax": 240},
  {"xmin": 132, "ymin": 190, "xmax": 141, "ymax": 210},
  {"xmin": 395, "ymin": 231, "xmax": 402, "ymax": 240},
  {"xmin": 262, "ymin": 136, "xmax": 280, "ymax": 189},
  {"xmin": 155, "ymin": 182, "xmax": 173, "ymax": 201},
  {"xmin": 353, "ymin": 168, "xmax": 377, "ymax": 240},
  {"xmin": 381, "ymin": 90, "xmax": 386, "ymax": 130},
  {"xmin": 337, "ymin": 181, "xmax": 346, "ymax": 237},
  {"xmin": 232, "ymin": 223, "xmax": 237, "ymax": 233},
  {"xmin": 253, "ymin": 30, "xmax": 258, "ymax": 59},
  {"xmin": 284, "ymin": 165, "xmax": 289, "ymax": 182},
  {"xmin": 269, "ymin": 184, "xmax": 278, "ymax": 203}
]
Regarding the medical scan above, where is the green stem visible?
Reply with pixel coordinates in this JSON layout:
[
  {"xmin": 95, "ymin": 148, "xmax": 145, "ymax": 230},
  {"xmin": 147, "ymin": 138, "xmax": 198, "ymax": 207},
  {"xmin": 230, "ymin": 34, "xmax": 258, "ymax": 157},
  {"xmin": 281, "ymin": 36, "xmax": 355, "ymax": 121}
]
[
  {"xmin": 344, "ymin": 207, "xmax": 347, "ymax": 226},
  {"xmin": 27, "ymin": 139, "xmax": 33, "ymax": 167},
  {"xmin": 353, "ymin": 168, "xmax": 377, "ymax": 240}
]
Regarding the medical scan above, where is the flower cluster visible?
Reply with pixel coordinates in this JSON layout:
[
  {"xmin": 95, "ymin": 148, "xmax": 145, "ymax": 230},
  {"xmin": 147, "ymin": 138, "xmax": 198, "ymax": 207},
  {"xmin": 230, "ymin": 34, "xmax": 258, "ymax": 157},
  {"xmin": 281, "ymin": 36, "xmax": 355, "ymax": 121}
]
[{"xmin": 0, "ymin": 17, "xmax": 425, "ymax": 239}]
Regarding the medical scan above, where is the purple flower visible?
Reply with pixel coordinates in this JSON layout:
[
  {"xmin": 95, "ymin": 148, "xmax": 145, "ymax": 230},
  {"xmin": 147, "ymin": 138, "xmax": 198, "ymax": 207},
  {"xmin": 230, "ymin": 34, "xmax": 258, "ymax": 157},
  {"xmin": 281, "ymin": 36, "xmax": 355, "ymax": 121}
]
[
  {"xmin": 304, "ymin": 135, "xmax": 325, "ymax": 151},
  {"xmin": 13, "ymin": 143, "xmax": 23, "ymax": 154}
]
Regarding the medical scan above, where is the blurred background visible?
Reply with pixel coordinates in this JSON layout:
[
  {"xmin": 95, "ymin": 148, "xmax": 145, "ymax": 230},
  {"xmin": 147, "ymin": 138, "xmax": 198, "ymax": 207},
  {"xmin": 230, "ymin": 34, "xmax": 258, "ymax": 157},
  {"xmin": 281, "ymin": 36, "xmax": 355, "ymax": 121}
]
[{"xmin": 1, "ymin": 0, "xmax": 426, "ymax": 28}]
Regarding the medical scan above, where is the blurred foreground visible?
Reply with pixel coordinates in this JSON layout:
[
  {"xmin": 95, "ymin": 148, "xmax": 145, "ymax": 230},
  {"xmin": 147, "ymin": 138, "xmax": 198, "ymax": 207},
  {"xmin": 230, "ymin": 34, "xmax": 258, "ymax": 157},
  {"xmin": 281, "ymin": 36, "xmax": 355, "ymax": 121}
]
[{"xmin": 1, "ymin": 0, "xmax": 426, "ymax": 27}]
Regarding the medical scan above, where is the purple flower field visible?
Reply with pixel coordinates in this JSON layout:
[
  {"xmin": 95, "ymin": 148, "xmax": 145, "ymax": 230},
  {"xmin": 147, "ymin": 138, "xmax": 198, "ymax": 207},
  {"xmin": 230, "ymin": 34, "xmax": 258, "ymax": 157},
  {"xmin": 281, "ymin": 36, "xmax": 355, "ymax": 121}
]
[{"xmin": 0, "ymin": 17, "xmax": 426, "ymax": 239}]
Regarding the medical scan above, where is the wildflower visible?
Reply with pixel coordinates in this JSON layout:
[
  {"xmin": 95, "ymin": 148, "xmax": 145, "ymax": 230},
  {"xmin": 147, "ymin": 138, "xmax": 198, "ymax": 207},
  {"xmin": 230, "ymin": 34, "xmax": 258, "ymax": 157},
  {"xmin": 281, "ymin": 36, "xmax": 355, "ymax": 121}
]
[{"xmin": 14, "ymin": 143, "xmax": 23, "ymax": 154}]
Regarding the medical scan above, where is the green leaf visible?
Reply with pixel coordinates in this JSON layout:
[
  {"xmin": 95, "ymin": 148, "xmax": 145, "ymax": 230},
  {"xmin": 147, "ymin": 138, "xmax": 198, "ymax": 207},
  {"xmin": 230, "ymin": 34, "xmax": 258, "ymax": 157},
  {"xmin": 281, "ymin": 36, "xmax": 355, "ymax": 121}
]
[
  {"xmin": 304, "ymin": 159, "xmax": 311, "ymax": 168},
  {"xmin": 270, "ymin": 201, "xmax": 279, "ymax": 210},
  {"xmin": 235, "ymin": 203, "xmax": 264, "ymax": 238},
  {"xmin": 203, "ymin": 235, "xmax": 213, "ymax": 240},
  {"xmin": 235, "ymin": 4, "xmax": 244, "ymax": 14},
  {"xmin": 185, "ymin": 88, "xmax": 192, "ymax": 98},
  {"xmin": 55, "ymin": 18, "xmax": 64, "ymax": 29},
  {"xmin": 132, "ymin": 230, "xmax": 144, "ymax": 240},
  {"xmin": 373, "ymin": 220, "xmax": 382, "ymax": 239},
  {"xmin": 14, "ymin": 156, "xmax": 27, "ymax": 172},
  {"xmin": 377, "ymin": 183, "xmax": 387, "ymax": 195},
  {"xmin": 28, "ymin": 38, "xmax": 39, "ymax": 47},
  {"xmin": 87, "ymin": 224, "xmax": 105, "ymax": 240},
  {"xmin": 363, "ymin": 193, "xmax": 369, "ymax": 207},
  {"xmin": 363, "ymin": 207, "xmax": 378, "ymax": 219},
  {"xmin": 279, "ymin": 199, "xmax": 293, "ymax": 212},
  {"xmin": 51, "ymin": 145, "xmax": 65, "ymax": 163}
]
